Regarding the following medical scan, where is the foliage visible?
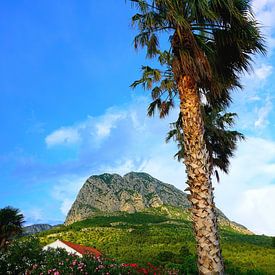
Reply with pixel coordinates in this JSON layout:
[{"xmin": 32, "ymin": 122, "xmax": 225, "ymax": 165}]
[
  {"xmin": 155, "ymin": 246, "xmax": 197, "ymax": 274},
  {"xmin": 166, "ymin": 105, "xmax": 245, "ymax": 181},
  {"xmin": 68, "ymin": 212, "xmax": 169, "ymax": 229},
  {"xmin": 130, "ymin": 0, "xmax": 266, "ymax": 112},
  {"xmin": 272, "ymin": 237, "xmax": 275, "ymax": 248},
  {"xmin": 31, "ymin": 248, "xmax": 138, "ymax": 275},
  {"xmin": 0, "ymin": 236, "xmax": 43, "ymax": 274},
  {"xmin": 37, "ymin": 210, "xmax": 275, "ymax": 274},
  {"xmin": 0, "ymin": 206, "xmax": 25, "ymax": 250},
  {"xmin": 0, "ymin": 237, "xmax": 175, "ymax": 274}
]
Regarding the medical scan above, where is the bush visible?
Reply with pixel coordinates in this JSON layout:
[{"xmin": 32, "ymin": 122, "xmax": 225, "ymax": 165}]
[
  {"xmin": 0, "ymin": 237, "xmax": 176, "ymax": 274},
  {"xmin": 0, "ymin": 237, "xmax": 43, "ymax": 274},
  {"xmin": 155, "ymin": 245, "xmax": 197, "ymax": 274},
  {"xmin": 0, "ymin": 238, "xmax": 135, "ymax": 275},
  {"xmin": 29, "ymin": 248, "xmax": 134, "ymax": 275},
  {"xmin": 178, "ymin": 245, "xmax": 197, "ymax": 274},
  {"xmin": 272, "ymin": 237, "xmax": 275, "ymax": 248},
  {"xmin": 156, "ymin": 251, "xmax": 178, "ymax": 262}
]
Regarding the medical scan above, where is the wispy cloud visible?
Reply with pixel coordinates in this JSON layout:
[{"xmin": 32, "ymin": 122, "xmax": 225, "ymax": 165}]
[
  {"xmin": 244, "ymin": 63, "xmax": 273, "ymax": 83},
  {"xmin": 254, "ymin": 98, "xmax": 273, "ymax": 128},
  {"xmin": 51, "ymin": 175, "xmax": 88, "ymax": 215},
  {"xmin": 230, "ymin": 64, "xmax": 274, "ymax": 135},
  {"xmin": 238, "ymin": 185, "xmax": 275, "ymax": 235},
  {"xmin": 94, "ymin": 112, "xmax": 127, "ymax": 139},
  {"xmin": 46, "ymin": 127, "xmax": 81, "ymax": 147},
  {"xmin": 214, "ymin": 137, "xmax": 275, "ymax": 236},
  {"xmin": 45, "ymin": 109, "xmax": 126, "ymax": 148},
  {"xmin": 253, "ymin": 0, "xmax": 275, "ymax": 25},
  {"xmin": 252, "ymin": 0, "xmax": 275, "ymax": 49},
  {"xmin": 43, "ymin": 97, "xmax": 179, "ymax": 174},
  {"xmin": 24, "ymin": 207, "xmax": 44, "ymax": 225},
  {"xmin": 254, "ymin": 64, "xmax": 273, "ymax": 80}
]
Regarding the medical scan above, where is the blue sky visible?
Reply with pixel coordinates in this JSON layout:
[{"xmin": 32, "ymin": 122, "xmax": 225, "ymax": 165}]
[{"xmin": 1, "ymin": 0, "xmax": 275, "ymax": 236}]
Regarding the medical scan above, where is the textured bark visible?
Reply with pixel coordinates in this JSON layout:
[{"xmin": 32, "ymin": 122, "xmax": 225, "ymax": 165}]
[
  {"xmin": 0, "ymin": 237, "xmax": 7, "ymax": 250},
  {"xmin": 178, "ymin": 75, "xmax": 224, "ymax": 274}
]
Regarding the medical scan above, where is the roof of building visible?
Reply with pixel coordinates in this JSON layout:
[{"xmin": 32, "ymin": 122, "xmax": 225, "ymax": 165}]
[{"xmin": 60, "ymin": 240, "xmax": 102, "ymax": 257}]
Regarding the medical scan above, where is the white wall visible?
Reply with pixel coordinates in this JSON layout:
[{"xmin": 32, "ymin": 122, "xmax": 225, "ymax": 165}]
[{"xmin": 43, "ymin": 240, "xmax": 82, "ymax": 257}]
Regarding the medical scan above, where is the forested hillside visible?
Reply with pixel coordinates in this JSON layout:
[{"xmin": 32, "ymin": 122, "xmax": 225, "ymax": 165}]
[{"xmin": 39, "ymin": 207, "xmax": 275, "ymax": 274}]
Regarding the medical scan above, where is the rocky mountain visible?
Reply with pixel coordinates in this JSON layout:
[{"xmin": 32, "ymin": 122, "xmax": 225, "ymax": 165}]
[
  {"xmin": 23, "ymin": 224, "xmax": 53, "ymax": 236},
  {"xmin": 65, "ymin": 172, "xmax": 252, "ymax": 234}
]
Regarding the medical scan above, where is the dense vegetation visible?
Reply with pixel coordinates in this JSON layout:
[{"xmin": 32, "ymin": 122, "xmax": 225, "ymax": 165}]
[
  {"xmin": 0, "ymin": 237, "xmax": 167, "ymax": 274},
  {"xmin": 38, "ymin": 208, "xmax": 275, "ymax": 274},
  {"xmin": 0, "ymin": 206, "xmax": 24, "ymax": 250}
]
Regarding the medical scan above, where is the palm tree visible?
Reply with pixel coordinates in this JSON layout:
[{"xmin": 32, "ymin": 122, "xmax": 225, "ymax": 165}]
[
  {"xmin": 167, "ymin": 105, "xmax": 245, "ymax": 182},
  {"xmin": 0, "ymin": 206, "xmax": 25, "ymax": 250},
  {"xmin": 130, "ymin": 0, "xmax": 265, "ymax": 273}
]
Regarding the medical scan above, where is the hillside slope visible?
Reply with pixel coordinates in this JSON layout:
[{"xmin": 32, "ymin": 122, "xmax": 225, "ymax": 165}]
[
  {"xmin": 65, "ymin": 172, "xmax": 251, "ymax": 235},
  {"xmin": 39, "ymin": 208, "xmax": 275, "ymax": 274}
]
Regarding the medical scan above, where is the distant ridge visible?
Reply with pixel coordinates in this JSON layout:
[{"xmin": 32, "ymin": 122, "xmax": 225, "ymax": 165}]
[
  {"xmin": 65, "ymin": 172, "xmax": 252, "ymax": 235},
  {"xmin": 23, "ymin": 224, "xmax": 53, "ymax": 236}
]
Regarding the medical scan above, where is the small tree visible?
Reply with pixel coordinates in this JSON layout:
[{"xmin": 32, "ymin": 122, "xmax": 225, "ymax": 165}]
[
  {"xmin": 272, "ymin": 237, "xmax": 275, "ymax": 248},
  {"xmin": 0, "ymin": 237, "xmax": 43, "ymax": 274},
  {"xmin": 0, "ymin": 206, "xmax": 25, "ymax": 250}
]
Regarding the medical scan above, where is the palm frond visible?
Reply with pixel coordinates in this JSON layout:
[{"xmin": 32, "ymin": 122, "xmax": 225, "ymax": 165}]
[{"xmin": 166, "ymin": 105, "xmax": 245, "ymax": 180}]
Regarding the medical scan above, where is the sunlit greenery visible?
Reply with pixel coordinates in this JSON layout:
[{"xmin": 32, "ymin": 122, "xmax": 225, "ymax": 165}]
[
  {"xmin": 0, "ymin": 237, "xmax": 151, "ymax": 274},
  {"xmin": 38, "ymin": 207, "xmax": 275, "ymax": 274}
]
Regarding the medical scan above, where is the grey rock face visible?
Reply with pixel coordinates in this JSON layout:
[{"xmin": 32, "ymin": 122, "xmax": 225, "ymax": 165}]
[
  {"xmin": 23, "ymin": 224, "xmax": 52, "ymax": 236},
  {"xmin": 65, "ymin": 172, "xmax": 190, "ymax": 225},
  {"xmin": 65, "ymin": 172, "xmax": 252, "ymax": 234}
]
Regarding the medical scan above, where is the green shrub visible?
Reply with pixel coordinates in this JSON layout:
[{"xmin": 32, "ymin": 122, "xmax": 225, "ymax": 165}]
[
  {"xmin": 272, "ymin": 237, "xmax": 275, "ymax": 248},
  {"xmin": 157, "ymin": 251, "xmax": 178, "ymax": 262},
  {"xmin": 0, "ymin": 237, "xmax": 43, "ymax": 274},
  {"xmin": 0, "ymin": 235, "xmax": 175, "ymax": 274}
]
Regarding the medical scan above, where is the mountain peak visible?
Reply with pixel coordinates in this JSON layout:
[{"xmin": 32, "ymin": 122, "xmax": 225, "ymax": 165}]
[
  {"xmin": 123, "ymin": 171, "xmax": 154, "ymax": 179},
  {"xmin": 65, "ymin": 172, "xmax": 252, "ymax": 235}
]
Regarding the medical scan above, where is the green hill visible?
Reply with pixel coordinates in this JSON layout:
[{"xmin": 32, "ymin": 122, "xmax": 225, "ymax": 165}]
[{"xmin": 38, "ymin": 206, "xmax": 275, "ymax": 274}]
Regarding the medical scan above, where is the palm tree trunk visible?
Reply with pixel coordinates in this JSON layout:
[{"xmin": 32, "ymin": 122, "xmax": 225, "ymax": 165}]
[
  {"xmin": 177, "ymin": 75, "xmax": 224, "ymax": 274},
  {"xmin": 0, "ymin": 237, "xmax": 7, "ymax": 250}
]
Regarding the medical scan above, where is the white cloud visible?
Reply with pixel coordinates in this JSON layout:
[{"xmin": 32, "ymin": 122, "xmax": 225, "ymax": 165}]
[
  {"xmin": 214, "ymin": 137, "xmax": 275, "ymax": 236},
  {"xmin": 244, "ymin": 64, "xmax": 273, "ymax": 83},
  {"xmin": 229, "ymin": 73, "xmax": 274, "ymax": 133},
  {"xmin": 139, "ymin": 144, "xmax": 187, "ymax": 189},
  {"xmin": 252, "ymin": 0, "xmax": 275, "ymax": 25},
  {"xmin": 254, "ymin": 98, "xmax": 272, "ymax": 128},
  {"xmin": 23, "ymin": 207, "xmax": 44, "ymax": 225},
  {"xmin": 45, "ymin": 109, "xmax": 126, "ymax": 148},
  {"xmin": 254, "ymin": 64, "xmax": 273, "ymax": 80},
  {"xmin": 99, "ymin": 143, "xmax": 187, "ymax": 190},
  {"xmin": 238, "ymin": 186, "xmax": 275, "ymax": 236},
  {"xmin": 52, "ymin": 175, "xmax": 88, "ymax": 215},
  {"xmin": 252, "ymin": 0, "xmax": 275, "ymax": 49},
  {"xmin": 95, "ymin": 112, "xmax": 126, "ymax": 139},
  {"xmin": 45, "ymin": 127, "xmax": 80, "ymax": 147},
  {"xmin": 60, "ymin": 198, "xmax": 75, "ymax": 217},
  {"xmin": 248, "ymin": 96, "xmax": 261, "ymax": 101}
]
